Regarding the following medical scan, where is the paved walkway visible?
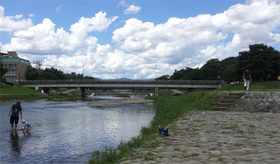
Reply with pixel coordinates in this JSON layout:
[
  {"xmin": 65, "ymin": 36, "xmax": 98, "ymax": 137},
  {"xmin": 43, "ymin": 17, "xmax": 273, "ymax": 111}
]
[{"xmin": 119, "ymin": 111, "xmax": 280, "ymax": 163}]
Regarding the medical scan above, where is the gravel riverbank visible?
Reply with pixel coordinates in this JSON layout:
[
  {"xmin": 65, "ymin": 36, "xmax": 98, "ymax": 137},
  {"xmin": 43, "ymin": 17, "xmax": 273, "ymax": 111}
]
[
  {"xmin": 119, "ymin": 110, "xmax": 280, "ymax": 164},
  {"xmin": 118, "ymin": 91, "xmax": 280, "ymax": 163},
  {"xmin": 88, "ymin": 97, "xmax": 154, "ymax": 106}
]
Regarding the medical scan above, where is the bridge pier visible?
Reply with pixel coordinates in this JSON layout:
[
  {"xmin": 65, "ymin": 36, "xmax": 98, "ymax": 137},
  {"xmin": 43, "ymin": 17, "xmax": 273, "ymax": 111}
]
[
  {"xmin": 77, "ymin": 87, "xmax": 86, "ymax": 100},
  {"xmin": 155, "ymin": 87, "xmax": 159, "ymax": 96}
]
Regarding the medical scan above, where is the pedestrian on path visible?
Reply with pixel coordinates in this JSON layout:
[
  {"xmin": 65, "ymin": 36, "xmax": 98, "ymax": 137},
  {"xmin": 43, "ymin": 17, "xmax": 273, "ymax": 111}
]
[{"xmin": 243, "ymin": 69, "xmax": 251, "ymax": 90}]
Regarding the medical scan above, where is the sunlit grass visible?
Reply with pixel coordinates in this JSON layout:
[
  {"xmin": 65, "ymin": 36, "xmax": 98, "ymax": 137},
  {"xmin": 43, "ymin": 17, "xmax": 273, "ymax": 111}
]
[
  {"xmin": 0, "ymin": 84, "xmax": 78, "ymax": 101},
  {"xmin": 220, "ymin": 81, "xmax": 279, "ymax": 91},
  {"xmin": 0, "ymin": 84, "xmax": 40, "ymax": 94}
]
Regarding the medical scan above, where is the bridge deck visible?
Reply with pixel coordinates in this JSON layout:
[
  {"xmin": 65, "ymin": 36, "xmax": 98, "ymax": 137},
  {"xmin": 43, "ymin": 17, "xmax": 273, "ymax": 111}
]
[{"xmin": 20, "ymin": 80, "xmax": 221, "ymax": 89}]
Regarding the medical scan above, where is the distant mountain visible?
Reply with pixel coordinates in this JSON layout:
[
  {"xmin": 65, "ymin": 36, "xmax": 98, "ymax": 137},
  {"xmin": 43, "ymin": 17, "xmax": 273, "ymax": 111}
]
[
  {"xmin": 116, "ymin": 78, "xmax": 133, "ymax": 81},
  {"xmin": 94, "ymin": 77, "xmax": 155, "ymax": 81}
]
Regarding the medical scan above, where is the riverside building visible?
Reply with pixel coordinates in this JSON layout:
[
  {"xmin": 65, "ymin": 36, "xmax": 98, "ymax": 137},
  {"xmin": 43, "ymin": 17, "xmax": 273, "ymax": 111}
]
[{"xmin": 0, "ymin": 51, "xmax": 31, "ymax": 83}]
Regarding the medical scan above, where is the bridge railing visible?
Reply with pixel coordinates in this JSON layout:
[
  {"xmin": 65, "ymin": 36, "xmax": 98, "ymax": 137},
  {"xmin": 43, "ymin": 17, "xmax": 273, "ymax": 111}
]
[{"xmin": 20, "ymin": 79, "xmax": 221, "ymax": 85}]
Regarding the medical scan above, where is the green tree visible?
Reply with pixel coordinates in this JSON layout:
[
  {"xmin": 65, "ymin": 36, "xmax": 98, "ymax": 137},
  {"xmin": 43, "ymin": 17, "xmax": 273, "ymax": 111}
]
[
  {"xmin": 238, "ymin": 44, "xmax": 280, "ymax": 81},
  {"xmin": 200, "ymin": 58, "xmax": 220, "ymax": 80},
  {"xmin": 219, "ymin": 57, "xmax": 239, "ymax": 82},
  {"xmin": 40, "ymin": 67, "xmax": 65, "ymax": 80},
  {"xmin": 170, "ymin": 67, "xmax": 194, "ymax": 80},
  {"xmin": 25, "ymin": 66, "xmax": 95, "ymax": 80},
  {"xmin": 182, "ymin": 68, "xmax": 201, "ymax": 80},
  {"xmin": 0, "ymin": 62, "xmax": 8, "ymax": 82},
  {"xmin": 159, "ymin": 44, "xmax": 279, "ymax": 82},
  {"xmin": 25, "ymin": 65, "xmax": 39, "ymax": 80},
  {"xmin": 156, "ymin": 75, "xmax": 170, "ymax": 80}
]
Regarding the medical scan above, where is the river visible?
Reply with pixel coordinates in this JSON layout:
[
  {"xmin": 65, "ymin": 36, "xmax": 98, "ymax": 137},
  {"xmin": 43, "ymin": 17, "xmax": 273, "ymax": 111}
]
[{"xmin": 0, "ymin": 95, "xmax": 155, "ymax": 164}]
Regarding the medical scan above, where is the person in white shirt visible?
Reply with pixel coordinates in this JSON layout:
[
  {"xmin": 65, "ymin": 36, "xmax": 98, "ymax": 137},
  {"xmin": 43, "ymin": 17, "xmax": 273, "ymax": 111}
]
[{"xmin": 21, "ymin": 119, "xmax": 31, "ymax": 133}]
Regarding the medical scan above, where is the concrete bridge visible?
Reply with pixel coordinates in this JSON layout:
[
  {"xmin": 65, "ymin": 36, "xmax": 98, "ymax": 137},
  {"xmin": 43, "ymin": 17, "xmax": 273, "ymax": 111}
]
[{"xmin": 20, "ymin": 79, "xmax": 222, "ymax": 98}]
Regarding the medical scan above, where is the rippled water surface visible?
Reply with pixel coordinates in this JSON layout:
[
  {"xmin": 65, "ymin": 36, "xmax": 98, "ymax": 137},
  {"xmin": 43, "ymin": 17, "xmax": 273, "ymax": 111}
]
[{"xmin": 0, "ymin": 96, "xmax": 155, "ymax": 164}]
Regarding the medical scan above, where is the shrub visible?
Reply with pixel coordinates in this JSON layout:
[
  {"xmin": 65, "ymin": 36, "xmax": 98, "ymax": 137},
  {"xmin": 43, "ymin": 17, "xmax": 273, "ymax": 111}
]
[{"xmin": 5, "ymin": 82, "xmax": 14, "ymax": 86}]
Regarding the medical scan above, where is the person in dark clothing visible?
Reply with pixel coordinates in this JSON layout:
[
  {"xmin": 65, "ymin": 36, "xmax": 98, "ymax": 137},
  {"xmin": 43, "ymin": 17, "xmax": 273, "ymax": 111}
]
[
  {"xmin": 159, "ymin": 125, "xmax": 169, "ymax": 136},
  {"xmin": 8, "ymin": 102, "xmax": 23, "ymax": 130},
  {"xmin": 243, "ymin": 69, "xmax": 251, "ymax": 90},
  {"xmin": 163, "ymin": 126, "xmax": 169, "ymax": 136}
]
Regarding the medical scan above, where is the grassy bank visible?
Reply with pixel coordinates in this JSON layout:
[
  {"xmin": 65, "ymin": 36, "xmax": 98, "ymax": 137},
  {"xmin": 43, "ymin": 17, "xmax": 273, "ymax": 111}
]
[
  {"xmin": 88, "ymin": 81, "xmax": 279, "ymax": 164},
  {"xmin": 0, "ymin": 84, "xmax": 78, "ymax": 101},
  {"xmin": 0, "ymin": 83, "xmax": 40, "ymax": 94},
  {"xmin": 220, "ymin": 81, "xmax": 279, "ymax": 91},
  {"xmin": 89, "ymin": 90, "xmax": 220, "ymax": 164}
]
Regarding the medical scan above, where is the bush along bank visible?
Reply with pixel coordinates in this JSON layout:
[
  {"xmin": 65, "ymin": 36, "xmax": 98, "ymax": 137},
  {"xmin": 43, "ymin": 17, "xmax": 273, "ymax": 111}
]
[{"xmin": 89, "ymin": 90, "xmax": 220, "ymax": 164}]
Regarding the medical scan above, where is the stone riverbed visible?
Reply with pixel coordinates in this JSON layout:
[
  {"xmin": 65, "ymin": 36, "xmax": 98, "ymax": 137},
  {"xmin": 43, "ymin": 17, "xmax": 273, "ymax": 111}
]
[{"xmin": 119, "ymin": 92, "xmax": 280, "ymax": 164}]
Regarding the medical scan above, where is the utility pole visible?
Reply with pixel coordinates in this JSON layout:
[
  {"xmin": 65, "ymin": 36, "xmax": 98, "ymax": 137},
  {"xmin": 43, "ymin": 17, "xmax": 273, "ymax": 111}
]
[
  {"xmin": 155, "ymin": 65, "xmax": 157, "ymax": 80},
  {"xmin": 33, "ymin": 60, "xmax": 42, "ymax": 72}
]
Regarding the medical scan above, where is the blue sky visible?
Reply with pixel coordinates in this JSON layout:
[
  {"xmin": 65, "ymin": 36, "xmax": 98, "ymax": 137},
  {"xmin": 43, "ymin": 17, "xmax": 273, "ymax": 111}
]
[{"xmin": 1, "ymin": 0, "xmax": 280, "ymax": 79}]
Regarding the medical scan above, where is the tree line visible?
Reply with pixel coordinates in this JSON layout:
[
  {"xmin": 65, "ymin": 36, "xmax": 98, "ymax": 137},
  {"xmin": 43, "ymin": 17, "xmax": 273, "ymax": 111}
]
[
  {"xmin": 25, "ymin": 66, "xmax": 94, "ymax": 80},
  {"xmin": 1, "ymin": 43, "xmax": 279, "ymax": 83},
  {"xmin": 157, "ymin": 44, "xmax": 280, "ymax": 82}
]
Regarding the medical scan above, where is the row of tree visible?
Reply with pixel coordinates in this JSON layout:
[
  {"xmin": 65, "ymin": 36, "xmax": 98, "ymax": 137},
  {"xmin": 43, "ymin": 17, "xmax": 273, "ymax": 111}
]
[
  {"xmin": 157, "ymin": 44, "xmax": 280, "ymax": 82},
  {"xmin": 25, "ymin": 66, "xmax": 94, "ymax": 80},
  {"xmin": 1, "ymin": 43, "xmax": 279, "ymax": 83}
]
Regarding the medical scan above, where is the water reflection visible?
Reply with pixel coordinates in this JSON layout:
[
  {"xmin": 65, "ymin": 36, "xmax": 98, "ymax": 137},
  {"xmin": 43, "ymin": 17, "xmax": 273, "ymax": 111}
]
[
  {"xmin": 10, "ymin": 130, "xmax": 21, "ymax": 155},
  {"xmin": 23, "ymin": 131, "xmax": 31, "ymax": 136}
]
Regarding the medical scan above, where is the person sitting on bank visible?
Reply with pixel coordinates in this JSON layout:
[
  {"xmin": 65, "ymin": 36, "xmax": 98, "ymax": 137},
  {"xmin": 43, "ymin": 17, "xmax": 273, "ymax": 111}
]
[
  {"xmin": 21, "ymin": 119, "xmax": 31, "ymax": 133},
  {"xmin": 159, "ymin": 125, "xmax": 169, "ymax": 136}
]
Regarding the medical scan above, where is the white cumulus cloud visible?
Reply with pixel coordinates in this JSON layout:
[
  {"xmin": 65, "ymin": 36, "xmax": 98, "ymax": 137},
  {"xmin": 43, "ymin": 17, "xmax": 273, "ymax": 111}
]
[
  {"xmin": 124, "ymin": 5, "xmax": 141, "ymax": 14},
  {"xmin": 2, "ymin": 10, "xmax": 118, "ymax": 55},
  {"xmin": 118, "ymin": 1, "xmax": 141, "ymax": 15},
  {"xmin": 0, "ymin": 0, "xmax": 280, "ymax": 79},
  {"xmin": 111, "ymin": 0, "xmax": 280, "ymax": 77},
  {"xmin": 0, "ymin": 6, "xmax": 33, "ymax": 32}
]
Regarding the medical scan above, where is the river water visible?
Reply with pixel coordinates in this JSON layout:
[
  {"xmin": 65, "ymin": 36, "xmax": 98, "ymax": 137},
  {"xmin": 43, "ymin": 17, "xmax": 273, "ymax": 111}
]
[{"xmin": 0, "ymin": 96, "xmax": 155, "ymax": 164}]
